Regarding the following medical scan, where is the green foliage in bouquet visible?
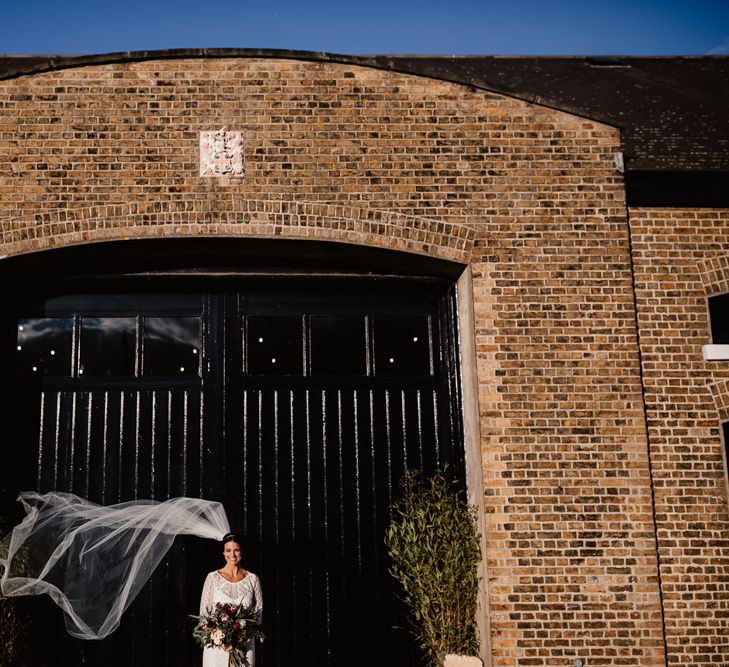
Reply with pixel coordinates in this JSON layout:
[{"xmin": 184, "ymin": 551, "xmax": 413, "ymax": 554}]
[
  {"xmin": 386, "ymin": 469, "xmax": 481, "ymax": 666},
  {"xmin": 192, "ymin": 601, "xmax": 265, "ymax": 667}
]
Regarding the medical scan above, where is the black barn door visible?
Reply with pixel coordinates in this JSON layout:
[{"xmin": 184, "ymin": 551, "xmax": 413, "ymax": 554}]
[{"xmin": 4, "ymin": 278, "xmax": 465, "ymax": 667}]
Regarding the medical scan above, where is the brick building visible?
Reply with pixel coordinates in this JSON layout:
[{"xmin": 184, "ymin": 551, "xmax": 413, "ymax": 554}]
[{"xmin": 0, "ymin": 50, "xmax": 727, "ymax": 666}]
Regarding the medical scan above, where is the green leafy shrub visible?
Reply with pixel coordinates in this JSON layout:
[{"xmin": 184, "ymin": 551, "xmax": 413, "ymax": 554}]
[
  {"xmin": 386, "ymin": 469, "xmax": 481, "ymax": 666},
  {"xmin": 0, "ymin": 516, "xmax": 29, "ymax": 666}
]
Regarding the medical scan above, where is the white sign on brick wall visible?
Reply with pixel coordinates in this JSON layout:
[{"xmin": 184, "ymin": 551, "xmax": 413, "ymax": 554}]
[{"xmin": 200, "ymin": 129, "xmax": 244, "ymax": 176}]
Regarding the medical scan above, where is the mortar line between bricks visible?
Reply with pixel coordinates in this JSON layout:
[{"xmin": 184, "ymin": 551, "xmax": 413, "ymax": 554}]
[{"xmin": 625, "ymin": 202, "xmax": 670, "ymax": 667}]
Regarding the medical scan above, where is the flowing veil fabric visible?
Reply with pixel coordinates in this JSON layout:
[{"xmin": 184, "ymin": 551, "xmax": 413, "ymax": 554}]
[{"xmin": 0, "ymin": 491, "xmax": 230, "ymax": 639}]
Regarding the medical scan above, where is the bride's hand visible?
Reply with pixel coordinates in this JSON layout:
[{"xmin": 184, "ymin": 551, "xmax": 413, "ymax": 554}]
[{"xmin": 223, "ymin": 645, "xmax": 234, "ymax": 654}]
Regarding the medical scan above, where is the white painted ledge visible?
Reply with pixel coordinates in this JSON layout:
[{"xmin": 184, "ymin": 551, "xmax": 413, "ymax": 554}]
[
  {"xmin": 702, "ymin": 344, "xmax": 729, "ymax": 361},
  {"xmin": 443, "ymin": 656, "xmax": 483, "ymax": 667}
]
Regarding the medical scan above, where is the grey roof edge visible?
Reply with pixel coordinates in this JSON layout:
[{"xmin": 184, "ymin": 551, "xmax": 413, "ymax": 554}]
[{"xmin": 0, "ymin": 48, "xmax": 623, "ymax": 127}]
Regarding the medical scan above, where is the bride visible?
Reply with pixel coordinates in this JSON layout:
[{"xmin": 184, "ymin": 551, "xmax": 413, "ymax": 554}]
[{"xmin": 199, "ymin": 533, "xmax": 263, "ymax": 666}]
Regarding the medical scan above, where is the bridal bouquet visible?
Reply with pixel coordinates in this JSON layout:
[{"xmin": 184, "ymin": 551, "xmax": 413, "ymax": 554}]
[{"xmin": 191, "ymin": 601, "xmax": 265, "ymax": 667}]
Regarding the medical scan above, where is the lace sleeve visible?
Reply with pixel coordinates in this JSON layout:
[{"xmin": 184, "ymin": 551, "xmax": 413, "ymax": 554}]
[
  {"xmin": 199, "ymin": 572, "xmax": 214, "ymax": 615},
  {"xmin": 250, "ymin": 573, "xmax": 263, "ymax": 622}
]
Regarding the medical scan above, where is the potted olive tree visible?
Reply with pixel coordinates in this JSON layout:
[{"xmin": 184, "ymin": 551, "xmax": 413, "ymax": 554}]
[{"xmin": 386, "ymin": 469, "xmax": 482, "ymax": 667}]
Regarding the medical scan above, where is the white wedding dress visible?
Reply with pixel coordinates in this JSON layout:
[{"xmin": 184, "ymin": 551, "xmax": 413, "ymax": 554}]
[{"xmin": 199, "ymin": 570, "xmax": 263, "ymax": 667}]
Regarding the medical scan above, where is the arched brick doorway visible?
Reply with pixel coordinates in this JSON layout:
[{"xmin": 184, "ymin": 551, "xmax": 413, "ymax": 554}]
[{"xmin": 0, "ymin": 238, "xmax": 468, "ymax": 667}]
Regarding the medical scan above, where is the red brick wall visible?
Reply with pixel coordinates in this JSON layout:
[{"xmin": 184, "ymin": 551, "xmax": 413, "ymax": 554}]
[
  {"xmin": 629, "ymin": 207, "xmax": 729, "ymax": 666},
  {"xmin": 0, "ymin": 56, "xmax": 669, "ymax": 666},
  {"xmin": 473, "ymin": 190, "xmax": 665, "ymax": 666}
]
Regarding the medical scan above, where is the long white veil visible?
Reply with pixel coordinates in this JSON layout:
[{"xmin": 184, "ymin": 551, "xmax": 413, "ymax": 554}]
[{"xmin": 0, "ymin": 491, "xmax": 230, "ymax": 640}]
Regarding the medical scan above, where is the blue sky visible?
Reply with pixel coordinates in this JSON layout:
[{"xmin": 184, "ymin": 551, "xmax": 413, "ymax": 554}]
[{"xmin": 1, "ymin": 0, "xmax": 728, "ymax": 56}]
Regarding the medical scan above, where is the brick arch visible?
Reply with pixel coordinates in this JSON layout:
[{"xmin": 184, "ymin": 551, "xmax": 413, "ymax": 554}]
[
  {"xmin": 709, "ymin": 379, "xmax": 729, "ymax": 423},
  {"xmin": 0, "ymin": 199, "xmax": 475, "ymax": 265},
  {"xmin": 698, "ymin": 254, "xmax": 729, "ymax": 298}
]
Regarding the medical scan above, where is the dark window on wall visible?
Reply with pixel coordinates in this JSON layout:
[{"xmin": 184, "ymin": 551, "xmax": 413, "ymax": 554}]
[
  {"xmin": 709, "ymin": 293, "xmax": 729, "ymax": 343},
  {"xmin": 246, "ymin": 315, "xmax": 304, "ymax": 375},
  {"xmin": 143, "ymin": 316, "xmax": 201, "ymax": 376},
  {"xmin": 243, "ymin": 312, "xmax": 432, "ymax": 377},
  {"xmin": 373, "ymin": 315, "xmax": 431, "ymax": 376},
  {"xmin": 310, "ymin": 315, "xmax": 367, "ymax": 376},
  {"xmin": 80, "ymin": 316, "xmax": 136, "ymax": 376},
  {"xmin": 17, "ymin": 318, "xmax": 73, "ymax": 377},
  {"xmin": 16, "ymin": 296, "xmax": 204, "ymax": 380}
]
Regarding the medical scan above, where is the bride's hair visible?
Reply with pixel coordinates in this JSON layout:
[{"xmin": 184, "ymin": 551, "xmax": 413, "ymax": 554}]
[{"xmin": 222, "ymin": 532, "xmax": 243, "ymax": 546}]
